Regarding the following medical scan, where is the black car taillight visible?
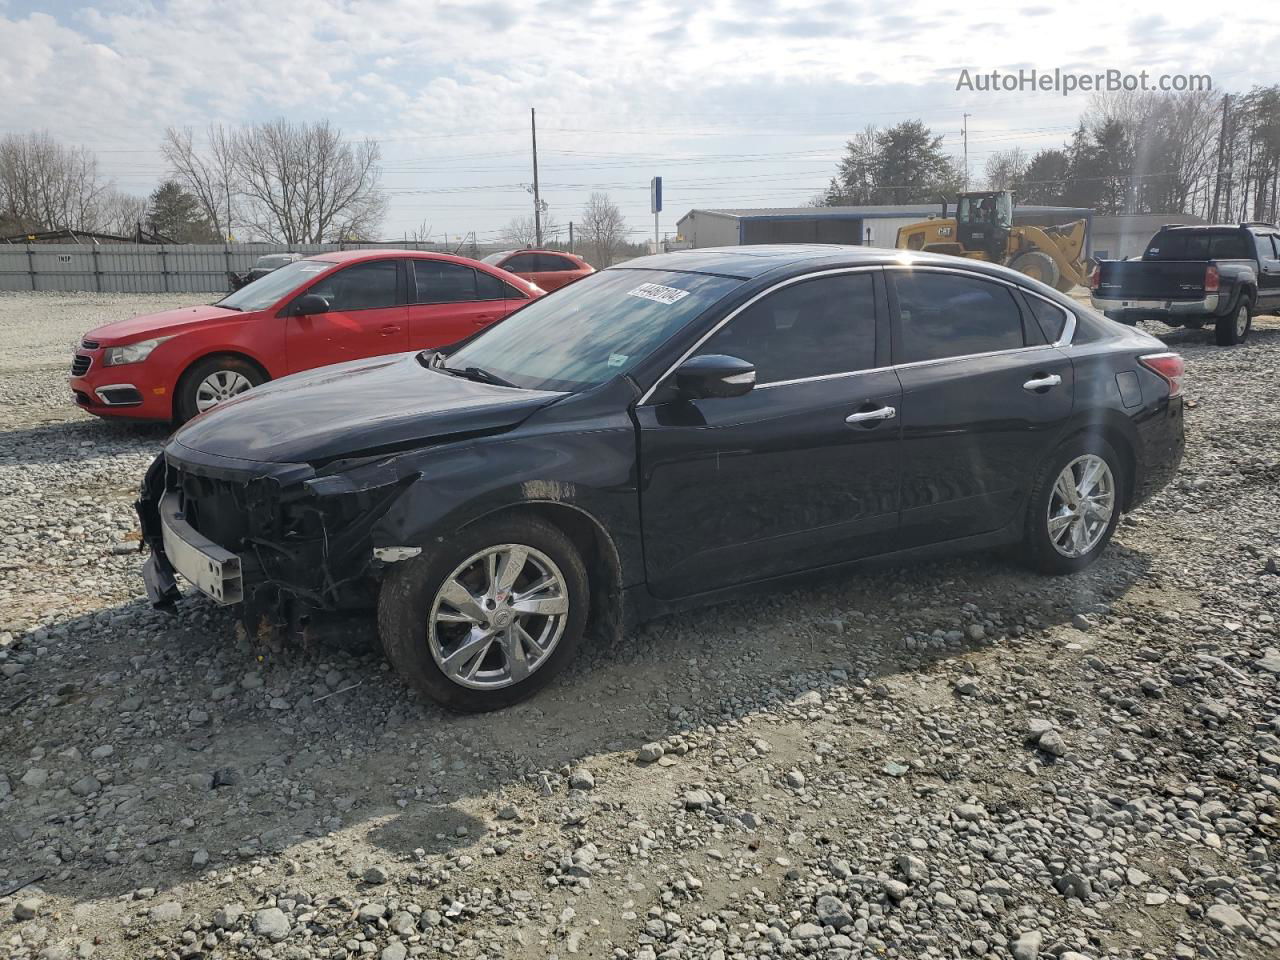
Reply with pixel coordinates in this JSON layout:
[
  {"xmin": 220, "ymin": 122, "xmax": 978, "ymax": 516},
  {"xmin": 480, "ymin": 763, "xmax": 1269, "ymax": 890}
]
[
  {"xmin": 1088, "ymin": 264, "xmax": 1100, "ymax": 291},
  {"xmin": 1139, "ymin": 353, "xmax": 1184, "ymax": 398}
]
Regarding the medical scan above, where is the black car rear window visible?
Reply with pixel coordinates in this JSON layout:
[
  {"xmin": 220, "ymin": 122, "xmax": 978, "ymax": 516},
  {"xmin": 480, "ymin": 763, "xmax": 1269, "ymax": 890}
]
[{"xmin": 1145, "ymin": 231, "xmax": 1251, "ymax": 261}]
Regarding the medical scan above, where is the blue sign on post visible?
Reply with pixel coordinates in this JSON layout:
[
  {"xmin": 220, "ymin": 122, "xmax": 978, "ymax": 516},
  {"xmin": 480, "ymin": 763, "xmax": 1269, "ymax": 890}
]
[{"xmin": 650, "ymin": 176, "xmax": 662, "ymax": 214}]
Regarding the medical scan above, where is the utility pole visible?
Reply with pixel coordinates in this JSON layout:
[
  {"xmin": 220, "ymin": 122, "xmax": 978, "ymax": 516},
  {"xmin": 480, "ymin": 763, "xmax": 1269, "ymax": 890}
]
[
  {"xmin": 531, "ymin": 108, "xmax": 543, "ymax": 247},
  {"xmin": 1211, "ymin": 94, "xmax": 1230, "ymax": 222},
  {"xmin": 651, "ymin": 176, "xmax": 662, "ymax": 253},
  {"xmin": 568, "ymin": 221, "xmax": 574, "ymax": 254},
  {"xmin": 962, "ymin": 113, "xmax": 971, "ymax": 190}
]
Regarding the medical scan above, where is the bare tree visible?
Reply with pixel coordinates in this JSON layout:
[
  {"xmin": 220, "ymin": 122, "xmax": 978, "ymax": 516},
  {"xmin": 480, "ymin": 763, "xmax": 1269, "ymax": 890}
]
[
  {"xmin": 0, "ymin": 131, "xmax": 105, "ymax": 233},
  {"xmin": 234, "ymin": 119, "xmax": 385, "ymax": 243},
  {"xmin": 408, "ymin": 220, "xmax": 433, "ymax": 244},
  {"xmin": 578, "ymin": 192, "xmax": 627, "ymax": 267},
  {"xmin": 162, "ymin": 125, "xmax": 237, "ymax": 240},
  {"xmin": 97, "ymin": 190, "xmax": 149, "ymax": 237},
  {"xmin": 500, "ymin": 212, "xmax": 560, "ymax": 247},
  {"xmin": 984, "ymin": 148, "xmax": 1027, "ymax": 190},
  {"xmin": 1080, "ymin": 90, "xmax": 1221, "ymax": 215}
]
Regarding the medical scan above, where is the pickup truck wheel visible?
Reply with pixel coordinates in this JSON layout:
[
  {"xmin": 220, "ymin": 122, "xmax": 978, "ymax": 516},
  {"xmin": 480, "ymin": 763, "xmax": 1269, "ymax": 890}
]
[
  {"xmin": 1023, "ymin": 437, "xmax": 1124, "ymax": 575},
  {"xmin": 377, "ymin": 516, "xmax": 589, "ymax": 712},
  {"xmin": 1214, "ymin": 299, "xmax": 1252, "ymax": 346}
]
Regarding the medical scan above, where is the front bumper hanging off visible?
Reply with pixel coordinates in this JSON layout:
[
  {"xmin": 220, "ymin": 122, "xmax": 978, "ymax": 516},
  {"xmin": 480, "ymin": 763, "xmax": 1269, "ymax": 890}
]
[
  {"xmin": 136, "ymin": 448, "xmax": 418, "ymax": 616},
  {"xmin": 144, "ymin": 490, "xmax": 244, "ymax": 605}
]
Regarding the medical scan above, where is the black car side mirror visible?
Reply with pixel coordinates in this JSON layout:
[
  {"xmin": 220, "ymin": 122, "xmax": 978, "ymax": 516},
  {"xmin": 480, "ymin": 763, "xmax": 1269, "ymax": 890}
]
[
  {"xmin": 292, "ymin": 294, "xmax": 330, "ymax": 316},
  {"xmin": 674, "ymin": 354, "xmax": 756, "ymax": 399}
]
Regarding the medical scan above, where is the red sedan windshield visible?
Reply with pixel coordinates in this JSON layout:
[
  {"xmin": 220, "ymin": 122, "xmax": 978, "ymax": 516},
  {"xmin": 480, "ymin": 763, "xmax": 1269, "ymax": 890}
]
[{"xmin": 216, "ymin": 259, "xmax": 335, "ymax": 312}]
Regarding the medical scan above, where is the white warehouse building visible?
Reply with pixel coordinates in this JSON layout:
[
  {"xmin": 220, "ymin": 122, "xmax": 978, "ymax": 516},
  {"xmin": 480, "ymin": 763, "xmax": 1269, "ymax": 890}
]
[{"xmin": 676, "ymin": 203, "xmax": 1095, "ymax": 253}]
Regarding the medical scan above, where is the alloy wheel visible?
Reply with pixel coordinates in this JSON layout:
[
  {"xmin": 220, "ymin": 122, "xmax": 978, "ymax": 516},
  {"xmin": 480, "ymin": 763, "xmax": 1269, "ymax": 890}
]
[
  {"xmin": 195, "ymin": 370, "xmax": 254, "ymax": 412},
  {"xmin": 1046, "ymin": 454, "xmax": 1116, "ymax": 558},
  {"xmin": 427, "ymin": 543, "xmax": 569, "ymax": 690},
  {"xmin": 1236, "ymin": 304, "xmax": 1249, "ymax": 339}
]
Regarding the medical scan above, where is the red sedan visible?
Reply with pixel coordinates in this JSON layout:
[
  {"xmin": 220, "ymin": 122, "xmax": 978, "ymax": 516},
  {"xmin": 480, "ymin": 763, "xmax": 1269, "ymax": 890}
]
[
  {"xmin": 481, "ymin": 249, "xmax": 594, "ymax": 291},
  {"xmin": 70, "ymin": 250, "xmax": 544, "ymax": 423}
]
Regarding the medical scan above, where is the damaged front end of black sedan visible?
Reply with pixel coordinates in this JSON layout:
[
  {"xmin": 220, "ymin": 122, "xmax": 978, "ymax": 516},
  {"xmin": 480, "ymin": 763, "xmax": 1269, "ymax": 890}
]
[{"xmin": 136, "ymin": 443, "xmax": 419, "ymax": 634}]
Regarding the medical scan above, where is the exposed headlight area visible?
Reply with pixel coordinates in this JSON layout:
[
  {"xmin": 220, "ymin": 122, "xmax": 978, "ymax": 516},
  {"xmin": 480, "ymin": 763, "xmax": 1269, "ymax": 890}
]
[
  {"xmin": 104, "ymin": 336, "xmax": 172, "ymax": 366},
  {"xmin": 139, "ymin": 452, "xmax": 418, "ymax": 615}
]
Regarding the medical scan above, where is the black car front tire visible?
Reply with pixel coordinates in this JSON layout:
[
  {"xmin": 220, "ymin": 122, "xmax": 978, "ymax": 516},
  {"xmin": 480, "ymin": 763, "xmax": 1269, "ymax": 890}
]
[
  {"xmin": 1023, "ymin": 436, "xmax": 1125, "ymax": 575},
  {"xmin": 378, "ymin": 515, "xmax": 589, "ymax": 712}
]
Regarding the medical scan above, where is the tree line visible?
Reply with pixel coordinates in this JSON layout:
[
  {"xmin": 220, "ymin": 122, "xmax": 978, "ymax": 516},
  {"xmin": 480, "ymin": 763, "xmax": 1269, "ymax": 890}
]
[
  {"xmin": 823, "ymin": 84, "xmax": 1280, "ymax": 223},
  {"xmin": 0, "ymin": 119, "xmax": 386, "ymax": 244}
]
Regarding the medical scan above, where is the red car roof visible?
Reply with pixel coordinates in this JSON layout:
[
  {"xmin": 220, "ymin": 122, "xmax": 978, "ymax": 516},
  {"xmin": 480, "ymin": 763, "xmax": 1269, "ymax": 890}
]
[{"xmin": 308, "ymin": 249, "xmax": 485, "ymax": 266}]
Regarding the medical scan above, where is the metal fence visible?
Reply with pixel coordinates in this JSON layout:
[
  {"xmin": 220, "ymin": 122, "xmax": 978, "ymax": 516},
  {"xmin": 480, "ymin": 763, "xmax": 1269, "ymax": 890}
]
[{"xmin": 0, "ymin": 242, "xmax": 449, "ymax": 294}]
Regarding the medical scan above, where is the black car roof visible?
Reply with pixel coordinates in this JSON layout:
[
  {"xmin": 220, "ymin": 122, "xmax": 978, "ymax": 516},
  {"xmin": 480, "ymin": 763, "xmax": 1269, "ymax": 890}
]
[{"xmin": 613, "ymin": 245, "xmax": 877, "ymax": 279}]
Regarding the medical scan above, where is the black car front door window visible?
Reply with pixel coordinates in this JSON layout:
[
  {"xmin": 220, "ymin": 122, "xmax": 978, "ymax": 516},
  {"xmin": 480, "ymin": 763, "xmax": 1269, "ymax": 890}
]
[{"xmin": 699, "ymin": 272, "xmax": 876, "ymax": 383}]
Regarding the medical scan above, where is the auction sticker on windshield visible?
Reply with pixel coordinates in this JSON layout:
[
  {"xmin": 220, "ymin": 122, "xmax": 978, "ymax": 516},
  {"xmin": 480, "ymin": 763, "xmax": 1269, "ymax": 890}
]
[{"xmin": 627, "ymin": 282, "xmax": 690, "ymax": 305}]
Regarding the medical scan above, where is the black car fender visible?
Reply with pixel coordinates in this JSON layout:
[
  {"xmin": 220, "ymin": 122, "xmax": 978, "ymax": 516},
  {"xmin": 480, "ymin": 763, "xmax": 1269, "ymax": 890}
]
[{"xmin": 368, "ymin": 423, "xmax": 644, "ymax": 586}]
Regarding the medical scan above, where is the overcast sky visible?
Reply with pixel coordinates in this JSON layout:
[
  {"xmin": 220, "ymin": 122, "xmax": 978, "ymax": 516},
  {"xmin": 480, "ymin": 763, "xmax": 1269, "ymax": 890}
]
[{"xmin": 2, "ymin": 0, "xmax": 1276, "ymax": 245}]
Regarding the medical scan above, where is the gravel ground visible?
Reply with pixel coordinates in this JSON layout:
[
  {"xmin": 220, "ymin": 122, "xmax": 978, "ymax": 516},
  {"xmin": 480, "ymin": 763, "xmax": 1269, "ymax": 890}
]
[{"xmin": 1, "ymin": 292, "xmax": 1278, "ymax": 960}]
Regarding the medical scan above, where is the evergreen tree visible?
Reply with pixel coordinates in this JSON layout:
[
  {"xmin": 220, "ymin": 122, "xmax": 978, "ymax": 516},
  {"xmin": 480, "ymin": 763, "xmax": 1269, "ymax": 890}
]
[{"xmin": 147, "ymin": 180, "xmax": 217, "ymax": 241}]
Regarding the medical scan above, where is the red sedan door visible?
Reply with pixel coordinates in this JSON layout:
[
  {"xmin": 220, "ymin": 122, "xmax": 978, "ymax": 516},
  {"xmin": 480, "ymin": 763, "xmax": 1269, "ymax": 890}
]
[
  {"xmin": 407, "ymin": 259, "xmax": 510, "ymax": 349},
  {"xmin": 284, "ymin": 259, "xmax": 408, "ymax": 374}
]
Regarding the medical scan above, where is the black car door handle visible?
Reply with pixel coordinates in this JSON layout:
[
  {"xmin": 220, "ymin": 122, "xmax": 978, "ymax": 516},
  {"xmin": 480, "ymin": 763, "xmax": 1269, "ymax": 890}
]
[
  {"xmin": 1023, "ymin": 374, "xmax": 1062, "ymax": 391},
  {"xmin": 845, "ymin": 405, "xmax": 896, "ymax": 425}
]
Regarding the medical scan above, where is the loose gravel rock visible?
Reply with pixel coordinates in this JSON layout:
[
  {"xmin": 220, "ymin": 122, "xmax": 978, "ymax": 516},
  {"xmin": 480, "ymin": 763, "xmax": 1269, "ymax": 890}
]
[{"xmin": 1, "ymin": 293, "xmax": 1279, "ymax": 959}]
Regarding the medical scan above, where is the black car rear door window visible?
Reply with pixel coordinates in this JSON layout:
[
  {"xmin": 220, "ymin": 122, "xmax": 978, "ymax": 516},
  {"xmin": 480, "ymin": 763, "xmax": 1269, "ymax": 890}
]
[
  {"xmin": 413, "ymin": 260, "xmax": 478, "ymax": 304},
  {"xmin": 892, "ymin": 271, "xmax": 1026, "ymax": 363},
  {"xmin": 699, "ymin": 272, "xmax": 876, "ymax": 384}
]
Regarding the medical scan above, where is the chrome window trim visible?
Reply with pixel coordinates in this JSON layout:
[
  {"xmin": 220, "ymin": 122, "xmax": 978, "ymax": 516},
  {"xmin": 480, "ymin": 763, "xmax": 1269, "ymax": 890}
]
[
  {"xmin": 891, "ymin": 342, "xmax": 1059, "ymax": 372},
  {"xmin": 637, "ymin": 261, "xmax": 1077, "ymax": 405},
  {"xmin": 754, "ymin": 366, "xmax": 894, "ymax": 390},
  {"xmin": 637, "ymin": 265, "xmax": 881, "ymax": 404},
  {"xmin": 1021, "ymin": 289, "xmax": 1077, "ymax": 347}
]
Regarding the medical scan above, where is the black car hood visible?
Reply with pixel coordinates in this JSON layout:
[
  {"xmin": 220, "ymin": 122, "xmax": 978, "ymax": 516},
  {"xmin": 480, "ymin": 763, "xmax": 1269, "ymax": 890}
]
[{"xmin": 173, "ymin": 352, "xmax": 564, "ymax": 465}]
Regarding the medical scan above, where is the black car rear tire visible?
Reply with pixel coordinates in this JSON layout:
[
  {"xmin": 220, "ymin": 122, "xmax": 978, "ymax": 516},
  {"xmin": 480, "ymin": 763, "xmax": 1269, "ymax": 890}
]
[
  {"xmin": 377, "ymin": 515, "xmax": 589, "ymax": 712},
  {"xmin": 1214, "ymin": 297, "xmax": 1252, "ymax": 346},
  {"xmin": 1023, "ymin": 436, "xmax": 1125, "ymax": 575}
]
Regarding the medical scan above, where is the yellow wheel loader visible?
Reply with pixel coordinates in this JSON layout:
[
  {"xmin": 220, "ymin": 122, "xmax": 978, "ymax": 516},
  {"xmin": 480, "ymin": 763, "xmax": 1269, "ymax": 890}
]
[{"xmin": 894, "ymin": 191, "xmax": 1090, "ymax": 293}]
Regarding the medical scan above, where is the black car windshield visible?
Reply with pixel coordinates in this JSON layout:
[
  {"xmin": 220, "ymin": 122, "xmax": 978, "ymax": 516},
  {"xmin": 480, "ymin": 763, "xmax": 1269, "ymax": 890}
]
[
  {"xmin": 216, "ymin": 258, "xmax": 336, "ymax": 311},
  {"xmin": 445, "ymin": 268, "xmax": 743, "ymax": 391}
]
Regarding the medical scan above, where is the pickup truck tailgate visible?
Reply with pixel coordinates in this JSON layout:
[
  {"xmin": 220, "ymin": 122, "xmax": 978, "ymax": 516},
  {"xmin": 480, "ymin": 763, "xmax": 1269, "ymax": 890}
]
[{"xmin": 1095, "ymin": 260, "xmax": 1208, "ymax": 300}]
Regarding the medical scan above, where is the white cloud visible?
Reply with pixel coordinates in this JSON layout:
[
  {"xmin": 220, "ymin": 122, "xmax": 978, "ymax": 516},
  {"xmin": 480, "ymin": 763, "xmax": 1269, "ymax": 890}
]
[{"xmin": 0, "ymin": 0, "xmax": 1271, "ymax": 240}]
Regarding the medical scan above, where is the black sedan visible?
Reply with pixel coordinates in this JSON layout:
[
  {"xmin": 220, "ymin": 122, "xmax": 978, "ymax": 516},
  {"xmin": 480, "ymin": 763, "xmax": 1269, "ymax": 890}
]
[{"xmin": 137, "ymin": 246, "xmax": 1185, "ymax": 711}]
